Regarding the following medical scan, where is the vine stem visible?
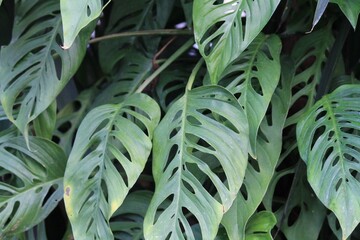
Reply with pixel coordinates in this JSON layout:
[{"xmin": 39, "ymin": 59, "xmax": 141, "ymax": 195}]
[
  {"xmin": 186, "ymin": 58, "xmax": 204, "ymax": 90},
  {"xmin": 89, "ymin": 29, "xmax": 193, "ymax": 44},
  {"xmin": 136, "ymin": 38, "xmax": 194, "ymax": 93}
]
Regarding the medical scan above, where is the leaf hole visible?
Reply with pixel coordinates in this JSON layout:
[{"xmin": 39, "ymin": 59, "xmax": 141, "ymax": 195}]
[
  {"xmin": 186, "ymin": 115, "xmax": 202, "ymax": 126},
  {"xmin": 249, "ymin": 158, "xmax": 260, "ymax": 173},
  {"xmin": 58, "ymin": 121, "xmax": 72, "ymax": 133},
  {"xmin": 172, "ymin": 110, "xmax": 183, "ymax": 123},
  {"xmin": 315, "ymin": 109, "xmax": 327, "ymax": 121},
  {"xmin": 165, "ymin": 145, "xmax": 178, "ymax": 171},
  {"xmin": 331, "ymin": 155, "xmax": 339, "ymax": 167},
  {"xmin": 240, "ymin": 183, "xmax": 248, "ymax": 201},
  {"xmin": 335, "ymin": 178, "xmax": 343, "ymax": 191},
  {"xmin": 251, "ymin": 77, "xmax": 263, "ymax": 96},
  {"xmin": 311, "ymin": 126, "xmax": 326, "ymax": 150},
  {"xmin": 287, "ymin": 205, "xmax": 301, "ymax": 227},
  {"xmin": 88, "ymin": 165, "xmax": 100, "ymax": 180},
  {"xmin": 87, "ymin": 5, "xmax": 91, "ymax": 17}
]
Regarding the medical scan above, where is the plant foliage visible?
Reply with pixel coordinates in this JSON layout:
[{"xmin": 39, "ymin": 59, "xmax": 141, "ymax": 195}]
[{"xmin": 0, "ymin": 0, "xmax": 360, "ymax": 239}]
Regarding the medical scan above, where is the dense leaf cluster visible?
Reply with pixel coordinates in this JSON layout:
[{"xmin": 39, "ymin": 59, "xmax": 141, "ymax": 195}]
[{"xmin": 0, "ymin": 0, "xmax": 360, "ymax": 239}]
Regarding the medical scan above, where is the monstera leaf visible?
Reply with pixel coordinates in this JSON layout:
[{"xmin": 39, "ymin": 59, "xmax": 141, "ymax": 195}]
[
  {"xmin": 297, "ymin": 84, "xmax": 360, "ymax": 239},
  {"xmin": 54, "ymin": 88, "xmax": 97, "ymax": 155},
  {"xmin": 0, "ymin": 137, "xmax": 66, "ymax": 239},
  {"xmin": 0, "ymin": 0, "xmax": 93, "ymax": 137},
  {"xmin": 98, "ymin": 0, "xmax": 175, "ymax": 74},
  {"xmin": 144, "ymin": 85, "xmax": 249, "ymax": 239},
  {"xmin": 93, "ymin": 50, "xmax": 153, "ymax": 107},
  {"xmin": 64, "ymin": 93, "xmax": 160, "ymax": 240},
  {"xmin": 221, "ymin": 57, "xmax": 294, "ymax": 239},
  {"xmin": 193, "ymin": 0, "xmax": 280, "ymax": 83},
  {"xmin": 221, "ymin": 33, "xmax": 281, "ymax": 156},
  {"xmin": 286, "ymin": 26, "xmax": 334, "ymax": 127},
  {"xmin": 61, "ymin": 0, "xmax": 105, "ymax": 49}
]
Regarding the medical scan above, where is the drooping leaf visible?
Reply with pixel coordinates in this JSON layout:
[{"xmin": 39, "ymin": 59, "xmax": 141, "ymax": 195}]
[
  {"xmin": 0, "ymin": 137, "xmax": 66, "ymax": 239},
  {"xmin": 311, "ymin": 0, "xmax": 329, "ymax": 31},
  {"xmin": 60, "ymin": 0, "xmax": 105, "ymax": 49},
  {"xmin": 220, "ymin": 33, "xmax": 281, "ymax": 156},
  {"xmin": 331, "ymin": 0, "xmax": 360, "ymax": 29},
  {"xmin": 297, "ymin": 84, "xmax": 360, "ymax": 239},
  {"xmin": 144, "ymin": 85, "xmax": 249, "ymax": 240},
  {"xmin": 0, "ymin": 0, "xmax": 93, "ymax": 137},
  {"xmin": 264, "ymin": 165, "xmax": 327, "ymax": 240},
  {"xmin": 221, "ymin": 57, "xmax": 294, "ymax": 239},
  {"xmin": 193, "ymin": 0, "xmax": 280, "ymax": 83},
  {"xmin": 54, "ymin": 87, "xmax": 98, "ymax": 155},
  {"xmin": 286, "ymin": 26, "xmax": 334, "ymax": 127},
  {"xmin": 64, "ymin": 93, "xmax": 160, "ymax": 240},
  {"xmin": 245, "ymin": 211, "xmax": 277, "ymax": 240}
]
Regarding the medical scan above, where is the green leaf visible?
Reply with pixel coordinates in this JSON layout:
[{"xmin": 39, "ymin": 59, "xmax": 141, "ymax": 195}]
[
  {"xmin": 33, "ymin": 101, "xmax": 57, "ymax": 139},
  {"xmin": 98, "ymin": 0, "xmax": 175, "ymax": 74},
  {"xmin": 221, "ymin": 33, "xmax": 281, "ymax": 156},
  {"xmin": 193, "ymin": 0, "xmax": 280, "ymax": 83},
  {"xmin": 110, "ymin": 191, "xmax": 158, "ymax": 240},
  {"xmin": 245, "ymin": 211, "xmax": 277, "ymax": 240},
  {"xmin": 60, "ymin": 0, "xmax": 105, "ymax": 49},
  {"xmin": 264, "ymin": 166, "xmax": 327, "ymax": 240},
  {"xmin": 311, "ymin": 0, "xmax": 329, "ymax": 31},
  {"xmin": 54, "ymin": 88, "xmax": 98, "ymax": 155},
  {"xmin": 0, "ymin": 0, "xmax": 93, "ymax": 137},
  {"xmin": 0, "ymin": 137, "xmax": 66, "ymax": 238},
  {"xmin": 221, "ymin": 57, "xmax": 294, "ymax": 239},
  {"xmin": 286, "ymin": 26, "xmax": 334, "ymax": 127},
  {"xmin": 297, "ymin": 84, "xmax": 360, "ymax": 239},
  {"xmin": 144, "ymin": 85, "xmax": 249, "ymax": 240},
  {"xmin": 64, "ymin": 93, "xmax": 160, "ymax": 240},
  {"xmin": 156, "ymin": 63, "xmax": 198, "ymax": 111},
  {"xmin": 93, "ymin": 50, "xmax": 153, "ymax": 106},
  {"xmin": 331, "ymin": 0, "xmax": 360, "ymax": 29}
]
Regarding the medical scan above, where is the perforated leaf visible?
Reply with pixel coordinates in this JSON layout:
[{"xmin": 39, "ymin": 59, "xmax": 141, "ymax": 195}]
[
  {"xmin": 193, "ymin": 0, "xmax": 280, "ymax": 83},
  {"xmin": 0, "ymin": 137, "xmax": 66, "ymax": 239},
  {"xmin": 98, "ymin": 0, "xmax": 175, "ymax": 73},
  {"xmin": 220, "ymin": 33, "xmax": 281, "ymax": 156},
  {"xmin": 221, "ymin": 57, "xmax": 294, "ymax": 239},
  {"xmin": 144, "ymin": 85, "xmax": 249, "ymax": 240},
  {"xmin": 0, "ymin": 0, "xmax": 93, "ymax": 136},
  {"xmin": 297, "ymin": 84, "xmax": 360, "ymax": 239},
  {"xmin": 286, "ymin": 26, "xmax": 334, "ymax": 127},
  {"xmin": 54, "ymin": 88, "xmax": 97, "ymax": 155},
  {"xmin": 64, "ymin": 93, "xmax": 160, "ymax": 240},
  {"xmin": 61, "ymin": 0, "xmax": 105, "ymax": 49}
]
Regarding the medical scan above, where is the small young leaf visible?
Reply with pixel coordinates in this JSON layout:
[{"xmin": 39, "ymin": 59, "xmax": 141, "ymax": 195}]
[{"xmin": 245, "ymin": 211, "xmax": 277, "ymax": 240}]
